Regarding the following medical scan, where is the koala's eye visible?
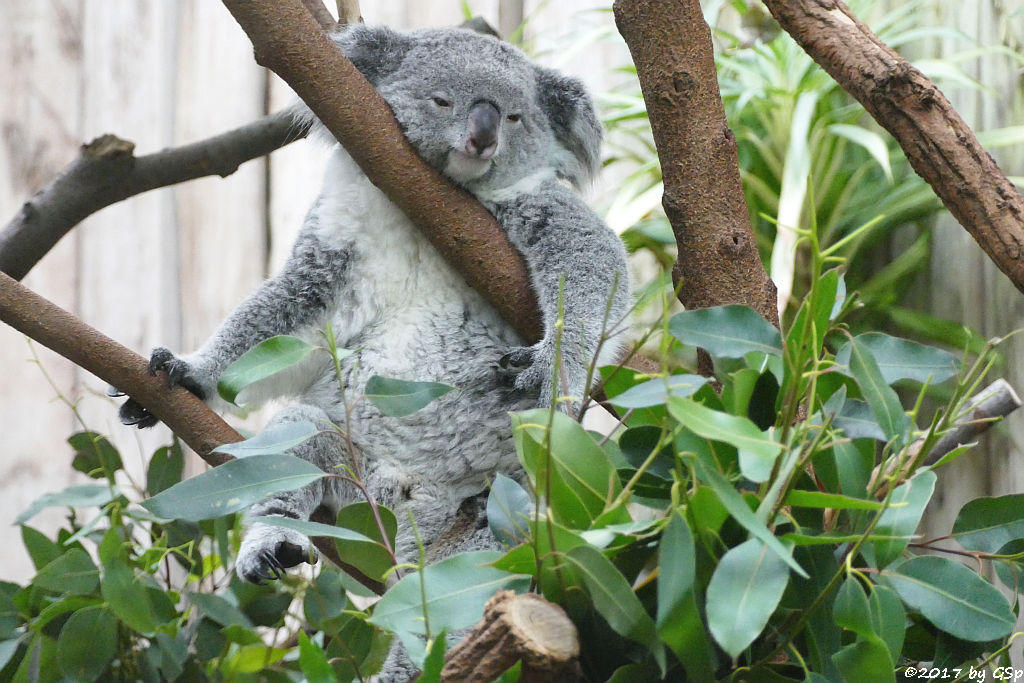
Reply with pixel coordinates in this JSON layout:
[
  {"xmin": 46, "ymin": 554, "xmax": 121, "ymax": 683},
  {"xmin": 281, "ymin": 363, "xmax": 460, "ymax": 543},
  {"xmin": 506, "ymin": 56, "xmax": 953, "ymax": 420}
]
[
  {"xmin": 432, "ymin": 96, "xmax": 452, "ymax": 108},
  {"xmin": 506, "ymin": 113, "xmax": 522, "ymax": 123}
]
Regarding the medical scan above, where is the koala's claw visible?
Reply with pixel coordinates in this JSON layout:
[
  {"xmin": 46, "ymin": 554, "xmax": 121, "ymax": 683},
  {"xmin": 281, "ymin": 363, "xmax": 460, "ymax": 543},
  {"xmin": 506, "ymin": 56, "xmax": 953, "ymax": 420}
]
[
  {"xmin": 118, "ymin": 399, "xmax": 159, "ymax": 429},
  {"xmin": 149, "ymin": 347, "xmax": 205, "ymax": 398},
  {"xmin": 237, "ymin": 532, "xmax": 319, "ymax": 584},
  {"xmin": 499, "ymin": 347, "xmax": 535, "ymax": 373}
]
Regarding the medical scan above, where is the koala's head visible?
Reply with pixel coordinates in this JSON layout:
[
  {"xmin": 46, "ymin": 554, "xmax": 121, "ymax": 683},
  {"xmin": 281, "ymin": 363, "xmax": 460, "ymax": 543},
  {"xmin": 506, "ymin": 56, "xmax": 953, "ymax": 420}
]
[{"xmin": 330, "ymin": 24, "xmax": 602, "ymax": 194}]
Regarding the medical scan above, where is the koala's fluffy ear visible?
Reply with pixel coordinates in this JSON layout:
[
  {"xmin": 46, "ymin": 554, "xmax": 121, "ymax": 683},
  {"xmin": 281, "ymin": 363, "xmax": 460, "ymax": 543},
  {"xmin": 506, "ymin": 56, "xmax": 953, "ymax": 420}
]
[
  {"xmin": 534, "ymin": 67, "xmax": 603, "ymax": 189},
  {"xmin": 330, "ymin": 24, "xmax": 411, "ymax": 85}
]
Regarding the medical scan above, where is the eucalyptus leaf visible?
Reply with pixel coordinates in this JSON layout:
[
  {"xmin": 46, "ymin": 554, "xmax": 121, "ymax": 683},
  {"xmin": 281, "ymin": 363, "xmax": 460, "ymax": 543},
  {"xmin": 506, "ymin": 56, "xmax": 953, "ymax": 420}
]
[
  {"xmin": 846, "ymin": 336, "xmax": 911, "ymax": 449},
  {"xmin": 833, "ymin": 577, "xmax": 872, "ymax": 637},
  {"xmin": 607, "ymin": 374, "xmax": 708, "ymax": 408},
  {"xmin": 141, "ymin": 454, "xmax": 328, "ymax": 522},
  {"xmin": 147, "ymin": 441, "xmax": 184, "ymax": 495},
  {"xmin": 68, "ymin": 432, "xmax": 122, "ymax": 480},
  {"xmin": 212, "ymin": 420, "xmax": 319, "ymax": 458},
  {"xmin": 297, "ymin": 631, "xmax": 337, "ymax": 683},
  {"xmin": 832, "ymin": 636, "xmax": 896, "ymax": 683},
  {"xmin": 57, "ymin": 605, "xmax": 117, "ymax": 682},
  {"xmin": 667, "ymin": 397, "xmax": 781, "ymax": 483},
  {"xmin": 706, "ymin": 538, "xmax": 791, "ymax": 658},
  {"xmin": 218, "ymin": 335, "xmax": 318, "ymax": 404},
  {"xmin": 33, "ymin": 548, "xmax": 99, "ymax": 596},
  {"xmin": 886, "ymin": 555, "xmax": 1015, "ymax": 642},
  {"xmin": 836, "ymin": 332, "xmax": 959, "ymax": 385},
  {"xmin": 365, "ymin": 375, "xmax": 455, "ymax": 417},
  {"xmin": 188, "ymin": 592, "xmax": 253, "ymax": 629},
  {"xmin": 669, "ymin": 305, "xmax": 783, "ymax": 358},
  {"xmin": 487, "ymin": 474, "xmax": 533, "ymax": 546},
  {"xmin": 951, "ymin": 493, "xmax": 1024, "ymax": 553},
  {"xmin": 870, "ymin": 471, "xmax": 936, "ymax": 568},
  {"xmin": 16, "ymin": 484, "xmax": 120, "ymax": 525}
]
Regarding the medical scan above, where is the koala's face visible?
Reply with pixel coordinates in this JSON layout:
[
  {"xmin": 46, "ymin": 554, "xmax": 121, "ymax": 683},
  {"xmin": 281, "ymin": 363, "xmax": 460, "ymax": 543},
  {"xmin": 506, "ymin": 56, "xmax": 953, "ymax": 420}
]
[{"xmin": 334, "ymin": 26, "xmax": 602, "ymax": 195}]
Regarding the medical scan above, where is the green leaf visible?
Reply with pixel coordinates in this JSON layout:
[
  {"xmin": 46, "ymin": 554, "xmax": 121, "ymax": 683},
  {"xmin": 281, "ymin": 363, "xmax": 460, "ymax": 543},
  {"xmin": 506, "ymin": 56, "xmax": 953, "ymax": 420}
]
[
  {"xmin": 512, "ymin": 409, "xmax": 622, "ymax": 529},
  {"xmin": 217, "ymin": 335, "xmax": 318, "ymax": 404},
  {"xmin": 331, "ymin": 503, "xmax": 398, "ymax": 583},
  {"xmin": 487, "ymin": 474, "xmax": 533, "ymax": 546},
  {"xmin": 871, "ymin": 470, "xmax": 936, "ymax": 568},
  {"xmin": 834, "ymin": 398, "xmax": 888, "ymax": 442},
  {"xmin": 656, "ymin": 511, "xmax": 715, "ymax": 680},
  {"xmin": 868, "ymin": 585, "xmax": 905, "ymax": 666},
  {"xmin": 68, "ymin": 432, "xmax": 122, "ymax": 480},
  {"xmin": 846, "ymin": 336, "xmax": 911, "ymax": 448},
  {"xmin": 212, "ymin": 420, "xmax": 319, "ymax": 458},
  {"xmin": 833, "ymin": 577, "xmax": 872, "ymax": 637},
  {"xmin": 886, "ymin": 555, "xmax": 1015, "ymax": 642},
  {"xmin": 565, "ymin": 545, "xmax": 665, "ymax": 670},
  {"xmin": 369, "ymin": 551, "xmax": 529, "ymax": 659},
  {"xmin": 836, "ymin": 333, "xmax": 960, "ymax": 385},
  {"xmin": 418, "ymin": 630, "xmax": 448, "ymax": 683},
  {"xmin": 832, "ymin": 637, "xmax": 896, "ymax": 683},
  {"xmin": 669, "ymin": 305, "xmax": 783, "ymax": 359},
  {"xmin": 784, "ymin": 490, "xmax": 886, "ymax": 511},
  {"xmin": 20, "ymin": 525, "xmax": 62, "ymax": 570},
  {"xmin": 828, "ymin": 124, "xmax": 893, "ymax": 181},
  {"xmin": 667, "ymin": 397, "xmax": 782, "ymax": 483},
  {"xmin": 15, "ymin": 484, "xmax": 119, "ymax": 525},
  {"xmin": 951, "ymin": 494, "xmax": 1024, "ymax": 553},
  {"xmin": 706, "ymin": 538, "xmax": 791, "ymax": 658},
  {"xmin": 298, "ymin": 631, "xmax": 339, "ymax": 683},
  {"xmin": 57, "ymin": 605, "xmax": 117, "ymax": 682},
  {"xmin": 259, "ymin": 514, "xmax": 378, "ymax": 545},
  {"xmin": 33, "ymin": 549, "xmax": 98, "ymax": 596},
  {"xmin": 147, "ymin": 441, "xmax": 184, "ymax": 495},
  {"xmin": 141, "ymin": 454, "xmax": 328, "ymax": 522},
  {"xmin": 189, "ymin": 592, "xmax": 253, "ymax": 628},
  {"xmin": 304, "ymin": 568, "xmax": 348, "ymax": 629},
  {"xmin": 365, "ymin": 375, "xmax": 455, "ymax": 417},
  {"xmin": 99, "ymin": 529, "xmax": 158, "ymax": 635},
  {"xmin": 692, "ymin": 457, "xmax": 807, "ymax": 577},
  {"xmin": 607, "ymin": 374, "xmax": 709, "ymax": 409}
]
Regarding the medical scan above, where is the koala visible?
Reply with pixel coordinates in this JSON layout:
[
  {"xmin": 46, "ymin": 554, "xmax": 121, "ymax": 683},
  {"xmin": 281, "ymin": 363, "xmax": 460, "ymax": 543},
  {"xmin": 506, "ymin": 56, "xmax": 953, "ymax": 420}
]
[{"xmin": 119, "ymin": 25, "xmax": 629, "ymax": 594}]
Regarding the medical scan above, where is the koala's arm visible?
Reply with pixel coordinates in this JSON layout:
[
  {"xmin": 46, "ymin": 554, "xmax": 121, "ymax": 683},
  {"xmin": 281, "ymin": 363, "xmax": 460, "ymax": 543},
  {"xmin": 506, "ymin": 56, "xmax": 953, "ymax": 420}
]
[
  {"xmin": 119, "ymin": 221, "xmax": 349, "ymax": 426},
  {"xmin": 491, "ymin": 184, "xmax": 630, "ymax": 407}
]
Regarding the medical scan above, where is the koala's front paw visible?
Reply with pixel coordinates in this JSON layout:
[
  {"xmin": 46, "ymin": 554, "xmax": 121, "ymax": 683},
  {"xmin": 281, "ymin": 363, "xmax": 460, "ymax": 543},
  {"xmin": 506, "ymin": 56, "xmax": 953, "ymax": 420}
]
[
  {"xmin": 236, "ymin": 521, "xmax": 319, "ymax": 584},
  {"xmin": 113, "ymin": 348, "xmax": 208, "ymax": 429},
  {"xmin": 499, "ymin": 343, "xmax": 555, "ymax": 407}
]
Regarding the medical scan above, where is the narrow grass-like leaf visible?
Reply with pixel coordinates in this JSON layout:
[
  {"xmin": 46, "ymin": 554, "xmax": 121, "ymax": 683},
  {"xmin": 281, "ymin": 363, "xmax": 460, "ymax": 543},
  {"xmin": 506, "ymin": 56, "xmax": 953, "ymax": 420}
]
[
  {"xmin": 668, "ymin": 305, "xmax": 783, "ymax": 359},
  {"xmin": 706, "ymin": 538, "xmax": 791, "ymax": 658},
  {"xmin": 886, "ymin": 555, "xmax": 1015, "ymax": 642},
  {"xmin": 141, "ymin": 454, "xmax": 328, "ymax": 522},
  {"xmin": 218, "ymin": 335, "xmax": 318, "ymax": 404},
  {"xmin": 828, "ymin": 124, "xmax": 893, "ymax": 181},
  {"xmin": 668, "ymin": 397, "xmax": 781, "ymax": 483},
  {"xmin": 365, "ymin": 375, "xmax": 455, "ymax": 417}
]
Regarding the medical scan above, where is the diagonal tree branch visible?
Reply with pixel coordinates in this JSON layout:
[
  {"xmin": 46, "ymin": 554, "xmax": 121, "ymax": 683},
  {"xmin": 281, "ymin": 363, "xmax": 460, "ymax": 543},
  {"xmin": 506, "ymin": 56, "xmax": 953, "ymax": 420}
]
[{"xmin": 762, "ymin": 0, "xmax": 1024, "ymax": 295}]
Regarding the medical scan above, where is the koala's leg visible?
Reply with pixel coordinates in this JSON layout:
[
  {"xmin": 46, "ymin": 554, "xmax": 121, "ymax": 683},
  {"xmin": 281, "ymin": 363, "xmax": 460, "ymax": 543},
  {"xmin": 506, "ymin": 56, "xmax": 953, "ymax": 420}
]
[{"xmin": 236, "ymin": 403, "xmax": 351, "ymax": 584}]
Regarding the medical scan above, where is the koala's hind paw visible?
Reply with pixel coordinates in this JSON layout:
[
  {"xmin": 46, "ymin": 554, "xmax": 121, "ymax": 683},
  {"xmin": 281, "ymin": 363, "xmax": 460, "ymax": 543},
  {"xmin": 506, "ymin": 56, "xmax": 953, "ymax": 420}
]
[{"xmin": 236, "ymin": 522, "xmax": 319, "ymax": 584}]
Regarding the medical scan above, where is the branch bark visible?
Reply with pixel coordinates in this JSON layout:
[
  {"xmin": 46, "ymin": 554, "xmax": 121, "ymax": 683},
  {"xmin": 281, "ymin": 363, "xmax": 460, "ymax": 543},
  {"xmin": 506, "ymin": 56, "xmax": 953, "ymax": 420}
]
[
  {"xmin": 0, "ymin": 113, "xmax": 305, "ymax": 281},
  {"xmin": 613, "ymin": 0, "xmax": 779, "ymax": 328},
  {"xmin": 221, "ymin": 0, "xmax": 543, "ymax": 343},
  {"xmin": 762, "ymin": 0, "xmax": 1024, "ymax": 295}
]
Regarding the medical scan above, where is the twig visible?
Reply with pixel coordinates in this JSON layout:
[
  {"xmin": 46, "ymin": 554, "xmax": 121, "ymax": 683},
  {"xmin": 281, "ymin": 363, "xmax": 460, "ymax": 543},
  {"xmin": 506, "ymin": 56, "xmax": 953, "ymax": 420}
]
[{"xmin": 0, "ymin": 111, "xmax": 306, "ymax": 281}]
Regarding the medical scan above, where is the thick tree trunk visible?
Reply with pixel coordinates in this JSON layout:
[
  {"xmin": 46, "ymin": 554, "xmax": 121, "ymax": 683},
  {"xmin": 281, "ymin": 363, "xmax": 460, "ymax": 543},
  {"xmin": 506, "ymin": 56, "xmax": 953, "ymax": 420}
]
[
  {"xmin": 762, "ymin": 0, "xmax": 1024, "ymax": 295},
  {"xmin": 613, "ymin": 0, "xmax": 779, "ymax": 328}
]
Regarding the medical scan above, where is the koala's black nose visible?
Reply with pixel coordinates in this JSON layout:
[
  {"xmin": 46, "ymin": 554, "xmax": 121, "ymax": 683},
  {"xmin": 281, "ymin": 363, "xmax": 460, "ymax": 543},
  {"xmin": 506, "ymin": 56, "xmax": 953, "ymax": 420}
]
[{"xmin": 466, "ymin": 100, "xmax": 500, "ymax": 160}]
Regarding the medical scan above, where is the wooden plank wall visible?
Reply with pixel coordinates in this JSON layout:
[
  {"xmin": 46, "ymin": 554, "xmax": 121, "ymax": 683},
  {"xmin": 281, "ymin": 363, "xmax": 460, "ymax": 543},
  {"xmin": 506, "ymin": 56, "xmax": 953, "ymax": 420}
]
[{"xmin": 0, "ymin": 0, "xmax": 619, "ymax": 583}]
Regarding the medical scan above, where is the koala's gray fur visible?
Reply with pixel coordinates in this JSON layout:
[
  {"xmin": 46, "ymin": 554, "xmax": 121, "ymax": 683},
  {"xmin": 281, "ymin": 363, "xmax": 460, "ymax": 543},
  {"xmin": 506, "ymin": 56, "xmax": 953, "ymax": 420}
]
[{"xmin": 120, "ymin": 24, "xmax": 629, "ymax": 680}]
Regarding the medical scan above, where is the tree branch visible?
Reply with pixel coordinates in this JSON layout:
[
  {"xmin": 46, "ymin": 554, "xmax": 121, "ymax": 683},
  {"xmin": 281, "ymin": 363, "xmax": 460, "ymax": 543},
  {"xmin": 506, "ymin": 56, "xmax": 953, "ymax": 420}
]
[
  {"xmin": 612, "ymin": 0, "xmax": 779, "ymax": 329},
  {"xmin": 0, "ymin": 112, "xmax": 306, "ymax": 281},
  {"xmin": 762, "ymin": 0, "xmax": 1024, "ymax": 295},
  {"xmin": 220, "ymin": 0, "xmax": 544, "ymax": 343}
]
